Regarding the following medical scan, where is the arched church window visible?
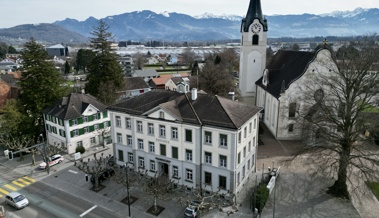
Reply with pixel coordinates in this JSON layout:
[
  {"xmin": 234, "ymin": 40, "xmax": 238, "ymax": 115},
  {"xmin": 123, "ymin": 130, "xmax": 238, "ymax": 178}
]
[{"xmin": 252, "ymin": 35, "xmax": 259, "ymax": 45}]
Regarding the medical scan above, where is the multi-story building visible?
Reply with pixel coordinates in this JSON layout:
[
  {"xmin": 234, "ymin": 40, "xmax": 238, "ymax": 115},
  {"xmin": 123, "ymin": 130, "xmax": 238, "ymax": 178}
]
[
  {"xmin": 42, "ymin": 93, "xmax": 111, "ymax": 154},
  {"xmin": 107, "ymin": 88, "xmax": 262, "ymax": 196}
]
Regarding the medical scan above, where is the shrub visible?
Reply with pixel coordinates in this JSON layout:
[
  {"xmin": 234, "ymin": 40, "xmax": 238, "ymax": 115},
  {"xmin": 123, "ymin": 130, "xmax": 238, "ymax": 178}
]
[
  {"xmin": 76, "ymin": 145, "xmax": 86, "ymax": 154},
  {"xmin": 251, "ymin": 182, "xmax": 270, "ymax": 213}
]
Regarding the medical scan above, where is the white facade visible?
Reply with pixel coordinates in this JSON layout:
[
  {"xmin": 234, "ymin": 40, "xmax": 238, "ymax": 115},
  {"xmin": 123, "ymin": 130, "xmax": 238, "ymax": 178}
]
[
  {"xmin": 44, "ymin": 108, "xmax": 111, "ymax": 154},
  {"xmin": 109, "ymin": 104, "xmax": 259, "ymax": 196}
]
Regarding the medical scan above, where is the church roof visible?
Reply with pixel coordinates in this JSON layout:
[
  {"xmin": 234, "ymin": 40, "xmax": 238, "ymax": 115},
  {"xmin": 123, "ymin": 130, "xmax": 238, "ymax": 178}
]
[
  {"xmin": 242, "ymin": 0, "xmax": 268, "ymax": 32},
  {"xmin": 256, "ymin": 50, "xmax": 316, "ymax": 99},
  {"xmin": 108, "ymin": 89, "xmax": 261, "ymax": 129}
]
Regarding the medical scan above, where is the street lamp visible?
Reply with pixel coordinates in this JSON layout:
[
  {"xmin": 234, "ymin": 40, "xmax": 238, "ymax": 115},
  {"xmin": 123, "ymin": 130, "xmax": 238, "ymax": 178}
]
[
  {"xmin": 124, "ymin": 163, "xmax": 131, "ymax": 217},
  {"xmin": 40, "ymin": 134, "xmax": 50, "ymax": 174}
]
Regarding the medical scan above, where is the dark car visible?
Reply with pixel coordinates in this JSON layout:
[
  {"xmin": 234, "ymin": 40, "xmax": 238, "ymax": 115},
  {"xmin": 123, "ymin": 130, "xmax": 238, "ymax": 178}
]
[{"xmin": 90, "ymin": 168, "xmax": 115, "ymax": 184}]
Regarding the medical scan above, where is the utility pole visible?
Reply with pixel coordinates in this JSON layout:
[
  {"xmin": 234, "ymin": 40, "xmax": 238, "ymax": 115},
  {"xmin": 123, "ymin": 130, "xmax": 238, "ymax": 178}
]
[
  {"xmin": 124, "ymin": 164, "xmax": 131, "ymax": 217},
  {"xmin": 40, "ymin": 134, "xmax": 50, "ymax": 174}
]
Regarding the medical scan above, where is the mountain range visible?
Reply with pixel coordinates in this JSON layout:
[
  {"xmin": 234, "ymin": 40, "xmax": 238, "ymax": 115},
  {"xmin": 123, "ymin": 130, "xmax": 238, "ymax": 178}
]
[{"xmin": 0, "ymin": 8, "xmax": 378, "ymax": 44}]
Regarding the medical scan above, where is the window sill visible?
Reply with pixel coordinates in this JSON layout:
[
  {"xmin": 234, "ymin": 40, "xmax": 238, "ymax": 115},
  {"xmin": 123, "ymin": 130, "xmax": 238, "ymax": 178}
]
[
  {"xmin": 185, "ymin": 179, "xmax": 193, "ymax": 183},
  {"xmin": 218, "ymin": 146, "xmax": 228, "ymax": 149}
]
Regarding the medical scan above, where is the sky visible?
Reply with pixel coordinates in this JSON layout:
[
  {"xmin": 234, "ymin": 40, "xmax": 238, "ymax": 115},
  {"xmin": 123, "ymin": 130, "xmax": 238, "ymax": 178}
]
[{"xmin": 1, "ymin": 0, "xmax": 379, "ymax": 28}]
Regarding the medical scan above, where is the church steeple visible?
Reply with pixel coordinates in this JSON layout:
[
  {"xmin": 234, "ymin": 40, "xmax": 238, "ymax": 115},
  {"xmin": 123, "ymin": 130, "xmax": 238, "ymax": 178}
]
[{"xmin": 242, "ymin": 0, "xmax": 268, "ymax": 32}]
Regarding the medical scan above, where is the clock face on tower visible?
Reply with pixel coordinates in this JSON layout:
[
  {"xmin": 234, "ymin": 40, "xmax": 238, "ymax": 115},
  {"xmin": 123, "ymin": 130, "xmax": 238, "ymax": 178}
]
[{"xmin": 251, "ymin": 23, "xmax": 261, "ymax": 33}]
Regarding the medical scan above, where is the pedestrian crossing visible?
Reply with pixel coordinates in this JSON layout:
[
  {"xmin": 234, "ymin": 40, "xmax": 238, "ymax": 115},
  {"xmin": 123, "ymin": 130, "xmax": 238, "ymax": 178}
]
[{"xmin": 0, "ymin": 176, "xmax": 36, "ymax": 197}]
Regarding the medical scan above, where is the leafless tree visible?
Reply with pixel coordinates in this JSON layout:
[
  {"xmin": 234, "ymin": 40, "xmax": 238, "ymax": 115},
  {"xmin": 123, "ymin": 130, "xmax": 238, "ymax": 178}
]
[
  {"xmin": 287, "ymin": 35, "xmax": 379, "ymax": 199},
  {"xmin": 132, "ymin": 52, "xmax": 146, "ymax": 70},
  {"xmin": 180, "ymin": 47, "xmax": 196, "ymax": 67},
  {"xmin": 0, "ymin": 134, "xmax": 34, "ymax": 161}
]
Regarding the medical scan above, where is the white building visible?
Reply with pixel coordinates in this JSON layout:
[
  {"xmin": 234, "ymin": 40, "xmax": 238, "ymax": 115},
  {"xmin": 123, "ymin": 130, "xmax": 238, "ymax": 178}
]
[
  {"xmin": 108, "ymin": 89, "xmax": 262, "ymax": 196},
  {"xmin": 42, "ymin": 93, "xmax": 111, "ymax": 154},
  {"xmin": 239, "ymin": 0, "xmax": 268, "ymax": 97}
]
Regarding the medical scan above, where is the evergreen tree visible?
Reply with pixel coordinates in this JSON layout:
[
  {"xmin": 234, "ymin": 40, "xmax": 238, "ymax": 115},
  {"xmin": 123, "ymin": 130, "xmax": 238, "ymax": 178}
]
[
  {"xmin": 75, "ymin": 49, "xmax": 95, "ymax": 73},
  {"xmin": 85, "ymin": 20, "xmax": 124, "ymax": 105},
  {"xmin": 64, "ymin": 61, "xmax": 70, "ymax": 74},
  {"xmin": 19, "ymin": 38, "xmax": 65, "ymax": 138}
]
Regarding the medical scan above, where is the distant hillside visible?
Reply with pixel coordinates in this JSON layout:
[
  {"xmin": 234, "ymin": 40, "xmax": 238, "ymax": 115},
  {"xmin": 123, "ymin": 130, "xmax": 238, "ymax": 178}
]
[
  {"xmin": 0, "ymin": 23, "xmax": 88, "ymax": 44},
  {"xmin": 1, "ymin": 8, "xmax": 378, "ymax": 43}
]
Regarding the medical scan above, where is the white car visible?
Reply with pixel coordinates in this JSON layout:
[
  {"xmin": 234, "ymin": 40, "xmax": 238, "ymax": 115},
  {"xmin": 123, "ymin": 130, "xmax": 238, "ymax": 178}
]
[
  {"xmin": 39, "ymin": 154, "xmax": 64, "ymax": 169},
  {"xmin": 5, "ymin": 192, "xmax": 29, "ymax": 209}
]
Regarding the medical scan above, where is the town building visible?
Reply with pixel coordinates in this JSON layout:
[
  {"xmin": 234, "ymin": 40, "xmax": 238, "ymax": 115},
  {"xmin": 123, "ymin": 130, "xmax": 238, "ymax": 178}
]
[
  {"xmin": 117, "ymin": 77, "xmax": 151, "ymax": 101},
  {"xmin": 42, "ymin": 93, "xmax": 111, "ymax": 154},
  {"xmin": 108, "ymin": 89, "xmax": 262, "ymax": 196}
]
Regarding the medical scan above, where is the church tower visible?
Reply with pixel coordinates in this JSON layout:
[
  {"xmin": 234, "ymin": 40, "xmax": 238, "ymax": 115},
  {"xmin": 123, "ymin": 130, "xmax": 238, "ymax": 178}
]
[{"xmin": 239, "ymin": 0, "xmax": 268, "ymax": 97}]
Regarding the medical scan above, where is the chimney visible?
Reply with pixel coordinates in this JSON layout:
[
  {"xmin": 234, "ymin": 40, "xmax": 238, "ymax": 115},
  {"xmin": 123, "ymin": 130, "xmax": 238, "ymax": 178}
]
[{"xmin": 191, "ymin": 88, "xmax": 197, "ymax": 101}]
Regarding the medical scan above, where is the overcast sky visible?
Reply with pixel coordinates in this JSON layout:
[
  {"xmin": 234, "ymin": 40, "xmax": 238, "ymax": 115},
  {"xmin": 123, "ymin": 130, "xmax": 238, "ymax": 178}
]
[{"xmin": 1, "ymin": 0, "xmax": 378, "ymax": 28}]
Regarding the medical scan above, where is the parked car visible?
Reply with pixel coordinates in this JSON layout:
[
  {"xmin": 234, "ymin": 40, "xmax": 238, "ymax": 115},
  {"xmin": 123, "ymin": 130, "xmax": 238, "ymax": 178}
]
[
  {"xmin": 5, "ymin": 192, "xmax": 29, "ymax": 209},
  {"xmin": 184, "ymin": 205, "xmax": 198, "ymax": 218},
  {"xmin": 39, "ymin": 154, "xmax": 64, "ymax": 169},
  {"xmin": 90, "ymin": 168, "xmax": 115, "ymax": 184}
]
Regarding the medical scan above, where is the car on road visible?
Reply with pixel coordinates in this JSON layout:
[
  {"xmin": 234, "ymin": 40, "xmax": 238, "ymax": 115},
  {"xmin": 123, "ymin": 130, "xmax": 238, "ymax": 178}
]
[
  {"xmin": 90, "ymin": 168, "xmax": 115, "ymax": 184},
  {"xmin": 39, "ymin": 154, "xmax": 64, "ymax": 169},
  {"xmin": 5, "ymin": 192, "xmax": 29, "ymax": 209}
]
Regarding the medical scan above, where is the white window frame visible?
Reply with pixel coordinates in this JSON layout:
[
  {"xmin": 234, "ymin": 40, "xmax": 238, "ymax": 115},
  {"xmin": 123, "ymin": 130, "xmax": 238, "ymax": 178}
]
[
  {"xmin": 149, "ymin": 141, "xmax": 155, "ymax": 153},
  {"xmin": 138, "ymin": 139, "xmax": 144, "ymax": 150},
  {"xmin": 186, "ymin": 149, "xmax": 192, "ymax": 161},
  {"xmin": 116, "ymin": 116, "xmax": 121, "ymax": 127},
  {"xmin": 186, "ymin": 169, "xmax": 193, "ymax": 181},
  {"xmin": 171, "ymin": 127, "xmax": 178, "ymax": 139},
  {"xmin": 138, "ymin": 157, "xmax": 145, "ymax": 168},
  {"xmin": 125, "ymin": 118, "xmax": 131, "ymax": 129}
]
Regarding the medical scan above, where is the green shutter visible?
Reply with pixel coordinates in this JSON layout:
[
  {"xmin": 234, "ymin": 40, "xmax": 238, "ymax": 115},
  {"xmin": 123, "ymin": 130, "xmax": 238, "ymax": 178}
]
[
  {"xmin": 89, "ymin": 126, "xmax": 95, "ymax": 132},
  {"xmin": 99, "ymin": 123, "xmax": 104, "ymax": 129},
  {"xmin": 69, "ymin": 120, "xmax": 73, "ymax": 126},
  {"xmin": 70, "ymin": 131, "xmax": 74, "ymax": 137},
  {"xmin": 78, "ymin": 117, "xmax": 83, "ymax": 124},
  {"xmin": 103, "ymin": 111, "xmax": 108, "ymax": 118},
  {"xmin": 63, "ymin": 131, "xmax": 66, "ymax": 137},
  {"xmin": 79, "ymin": 128, "xmax": 85, "ymax": 135},
  {"xmin": 108, "ymin": 121, "xmax": 111, "ymax": 126},
  {"xmin": 88, "ymin": 115, "xmax": 94, "ymax": 122}
]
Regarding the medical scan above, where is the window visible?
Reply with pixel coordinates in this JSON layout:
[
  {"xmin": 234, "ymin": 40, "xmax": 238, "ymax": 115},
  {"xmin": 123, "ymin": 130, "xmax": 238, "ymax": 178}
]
[
  {"xmin": 159, "ymin": 111, "xmax": 164, "ymax": 119},
  {"xmin": 149, "ymin": 142, "xmax": 155, "ymax": 153},
  {"xmin": 238, "ymin": 152, "xmax": 241, "ymax": 164},
  {"xmin": 148, "ymin": 123, "xmax": 154, "ymax": 135},
  {"xmin": 253, "ymin": 136, "xmax": 256, "ymax": 147},
  {"xmin": 289, "ymin": 103, "xmax": 297, "ymax": 118},
  {"xmin": 173, "ymin": 166, "xmax": 179, "ymax": 178},
  {"xmin": 125, "ymin": 118, "xmax": 131, "ymax": 129},
  {"xmin": 172, "ymin": 147, "xmax": 178, "ymax": 159},
  {"xmin": 242, "ymin": 166, "xmax": 246, "ymax": 178},
  {"xmin": 288, "ymin": 124, "xmax": 294, "ymax": 132},
  {"xmin": 94, "ymin": 124, "xmax": 99, "ymax": 130},
  {"xmin": 247, "ymin": 160, "xmax": 250, "ymax": 170},
  {"xmin": 244, "ymin": 127, "xmax": 247, "ymax": 138},
  {"xmin": 116, "ymin": 116, "xmax": 121, "ymax": 127},
  {"xmin": 84, "ymin": 116, "xmax": 88, "ymax": 123},
  {"xmin": 72, "ymin": 119, "xmax": 78, "ymax": 125},
  {"xmin": 186, "ymin": 149, "xmax": 192, "ymax": 161},
  {"xmin": 243, "ymin": 146, "xmax": 246, "ymax": 158},
  {"xmin": 220, "ymin": 134, "xmax": 227, "ymax": 147},
  {"xmin": 248, "ymin": 141, "xmax": 251, "ymax": 152},
  {"xmin": 249, "ymin": 122, "xmax": 252, "ymax": 133},
  {"xmin": 160, "ymin": 144, "xmax": 166, "ymax": 156},
  {"xmin": 186, "ymin": 169, "xmax": 193, "ymax": 181},
  {"xmin": 254, "ymin": 118, "xmax": 256, "ymax": 129},
  {"xmin": 90, "ymin": 137, "xmax": 96, "ymax": 144},
  {"xmin": 83, "ymin": 127, "xmax": 89, "ymax": 134},
  {"xmin": 118, "ymin": 149, "xmax": 124, "ymax": 162},
  {"xmin": 205, "ymin": 172, "xmax": 212, "ymax": 185},
  {"xmin": 127, "ymin": 135, "xmax": 132, "ymax": 146},
  {"xmin": 220, "ymin": 155, "xmax": 227, "ymax": 167},
  {"xmin": 77, "ymin": 141, "xmax": 83, "ymax": 147},
  {"xmin": 252, "ymin": 34, "xmax": 259, "ymax": 45},
  {"xmin": 93, "ymin": 113, "xmax": 99, "ymax": 120},
  {"xmin": 219, "ymin": 175, "xmax": 227, "ymax": 189},
  {"xmin": 128, "ymin": 152, "xmax": 133, "ymax": 163},
  {"xmin": 205, "ymin": 131, "xmax": 212, "ymax": 144},
  {"xmin": 138, "ymin": 139, "xmax": 144, "ymax": 150},
  {"xmin": 159, "ymin": 125, "xmax": 166, "ymax": 137},
  {"xmin": 150, "ymin": 160, "xmax": 156, "ymax": 172},
  {"xmin": 185, "ymin": 129, "xmax": 192, "ymax": 142},
  {"xmin": 138, "ymin": 157, "xmax": 145, "ymax": 168},
  {"xmin": 237, "ymin": 172, "xmax": 240, "ymax": 184},
  {"xmin": 117, "ymin": 133, "xmax": 122, "ymax": 143},
  {"xmin": 205, "ymin": 152, "xmax": 212, "ymax": 164},
  {"xmin": 171, "ymin": 127, "xmax": 178, "ymax": 139},
  {"xmin": 252, "ymin": 154, "xmax": 255, "ymax": 167},
  {"xmin": 238, "ymin": 131, "xmax": 241, "ymax": 143},
  {"xmin": 136, "ymin": 121, "xmax": 143, "ymax": 132}
]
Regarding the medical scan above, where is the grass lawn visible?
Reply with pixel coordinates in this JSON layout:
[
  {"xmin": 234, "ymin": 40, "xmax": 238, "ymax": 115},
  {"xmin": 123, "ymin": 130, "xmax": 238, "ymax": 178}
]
[{"xmin": 366, "ymin": 181, "xmax": 379, "ymax": 200}]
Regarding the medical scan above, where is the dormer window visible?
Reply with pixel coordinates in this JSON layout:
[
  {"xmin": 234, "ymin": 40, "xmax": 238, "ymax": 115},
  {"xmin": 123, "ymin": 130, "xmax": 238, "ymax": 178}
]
[
  {"xmin": 262, "ymin": 69, "xmax": 269, "ymax": 86},
  {"xmin": 159, "ymin": 111, "xmax": 164, "ymax": 119}
]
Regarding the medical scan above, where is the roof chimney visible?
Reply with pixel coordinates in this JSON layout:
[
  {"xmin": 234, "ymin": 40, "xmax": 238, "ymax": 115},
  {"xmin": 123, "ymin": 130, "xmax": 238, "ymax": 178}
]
[{"xmin": 191, "ymin": 88, "xmax": 197, "ymax": 101}]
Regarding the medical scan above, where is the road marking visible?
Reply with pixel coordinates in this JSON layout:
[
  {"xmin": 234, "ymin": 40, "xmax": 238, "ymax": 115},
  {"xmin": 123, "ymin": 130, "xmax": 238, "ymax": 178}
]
[
  {"xmin": 4, "ymin": 184, "xmax": 17, "ymax": 191},
  {"xmin": 0, "ymin": 187, "xmax": 9, "ymax": 195},
  {"xmin": 79, "ymin": 205, "xmax": 97, "ymax": 217},
  {"xmin": 23, "ymin": 176, "xmax": 36, "ymax": 182},
  {"xmin": 68, "ymin": 170, "xmax": 78, "ymax": 174},
  {"xmin": 12, "ymin": 181, "xmax": 25, "ymax": 187},
  {"xmin": 18, "ymin": 178, "xmax": 31, "ymax": 185}
]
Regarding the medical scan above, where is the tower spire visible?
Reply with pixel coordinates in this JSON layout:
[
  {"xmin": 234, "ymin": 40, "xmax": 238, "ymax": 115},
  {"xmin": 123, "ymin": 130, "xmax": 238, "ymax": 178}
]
[{"xmin": 242, "ymin": 0, "xmax": 268, "ymax": 32}]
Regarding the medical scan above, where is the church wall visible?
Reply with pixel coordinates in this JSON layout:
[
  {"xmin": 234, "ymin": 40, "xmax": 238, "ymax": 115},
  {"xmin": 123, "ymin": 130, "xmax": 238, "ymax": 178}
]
[{"xmin": 263, "ymin": 92, "xmax": 279, "ymax": 138}]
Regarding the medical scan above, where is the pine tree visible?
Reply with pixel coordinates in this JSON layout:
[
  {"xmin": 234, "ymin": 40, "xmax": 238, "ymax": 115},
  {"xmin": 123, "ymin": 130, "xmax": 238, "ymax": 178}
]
[
  {"xmin": 19, "ymin": 38, "xmax": 65, "ymax": 138},
  {"xmin": 85, "ymin": 20, "xmax": 124, "ymax": 104}
]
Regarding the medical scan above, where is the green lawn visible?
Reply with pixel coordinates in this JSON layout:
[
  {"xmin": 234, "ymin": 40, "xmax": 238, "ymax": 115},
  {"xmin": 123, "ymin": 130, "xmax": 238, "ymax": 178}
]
[{"xmin": 366, "ymin": 181, "xmax": 379, "ymax": 200}]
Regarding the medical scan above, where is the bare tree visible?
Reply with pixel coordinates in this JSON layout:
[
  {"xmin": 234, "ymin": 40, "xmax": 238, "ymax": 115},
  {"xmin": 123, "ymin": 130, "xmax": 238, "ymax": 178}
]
[
  {"xmin": 132, "ymin": 52, "xmax": 146, "ymax": 70},
  {"xmin": 0, "ymin": 134, "xmax": 34, "ymax": 161},
  {"xmin": 180, "ymin": 47, "xmax": 196, "ymax": 66},
  {"xmin": 288, "ymin": 35, "xmax": 379, "ymax": 199}
]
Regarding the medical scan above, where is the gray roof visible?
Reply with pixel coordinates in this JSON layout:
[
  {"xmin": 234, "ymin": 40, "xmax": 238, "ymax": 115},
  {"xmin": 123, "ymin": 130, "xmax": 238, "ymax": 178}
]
[
  {"xmin": 47, "ymin": 44, "xmax": 65, "ymax": 49},
  {"xmin": 133, "ymin": 69, "xmax": 158, "ymax": 77},
  {"xmin": 123, "ymin": 77, "xmax": 149, "ymax": 90},
  {"xmin": 42, "ymin": 93, "xmax": 107, "ymax": 120},
  {"xmin": 108, "ymin": 89, "xmax": 262, "ymax": 129}
]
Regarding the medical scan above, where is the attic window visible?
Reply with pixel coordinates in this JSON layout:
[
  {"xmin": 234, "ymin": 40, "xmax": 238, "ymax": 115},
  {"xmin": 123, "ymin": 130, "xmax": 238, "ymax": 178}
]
[
  {"xmin": 159, "ymin": 111, "xmax": 164, "ymax": 119},
  {"xmin": 88, "ymin": 109, "xmax": 93, "ymax": 112}
]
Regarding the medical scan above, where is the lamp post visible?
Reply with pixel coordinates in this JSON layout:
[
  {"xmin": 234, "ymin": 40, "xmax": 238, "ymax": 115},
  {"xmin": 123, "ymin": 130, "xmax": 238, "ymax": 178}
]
[
  {"xmin": 124, "ymin": 164, "xmax": 131, "ymax": 217},
  {"xmin": 40, "ymin": 134, "xmax": 50, "ymax": 174}
]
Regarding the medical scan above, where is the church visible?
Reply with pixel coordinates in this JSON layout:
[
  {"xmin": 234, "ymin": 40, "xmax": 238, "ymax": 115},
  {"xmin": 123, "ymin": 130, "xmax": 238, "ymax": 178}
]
[{"xmin": 239, "ymin": 0, "xmax": 337, "ymax": 141}]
